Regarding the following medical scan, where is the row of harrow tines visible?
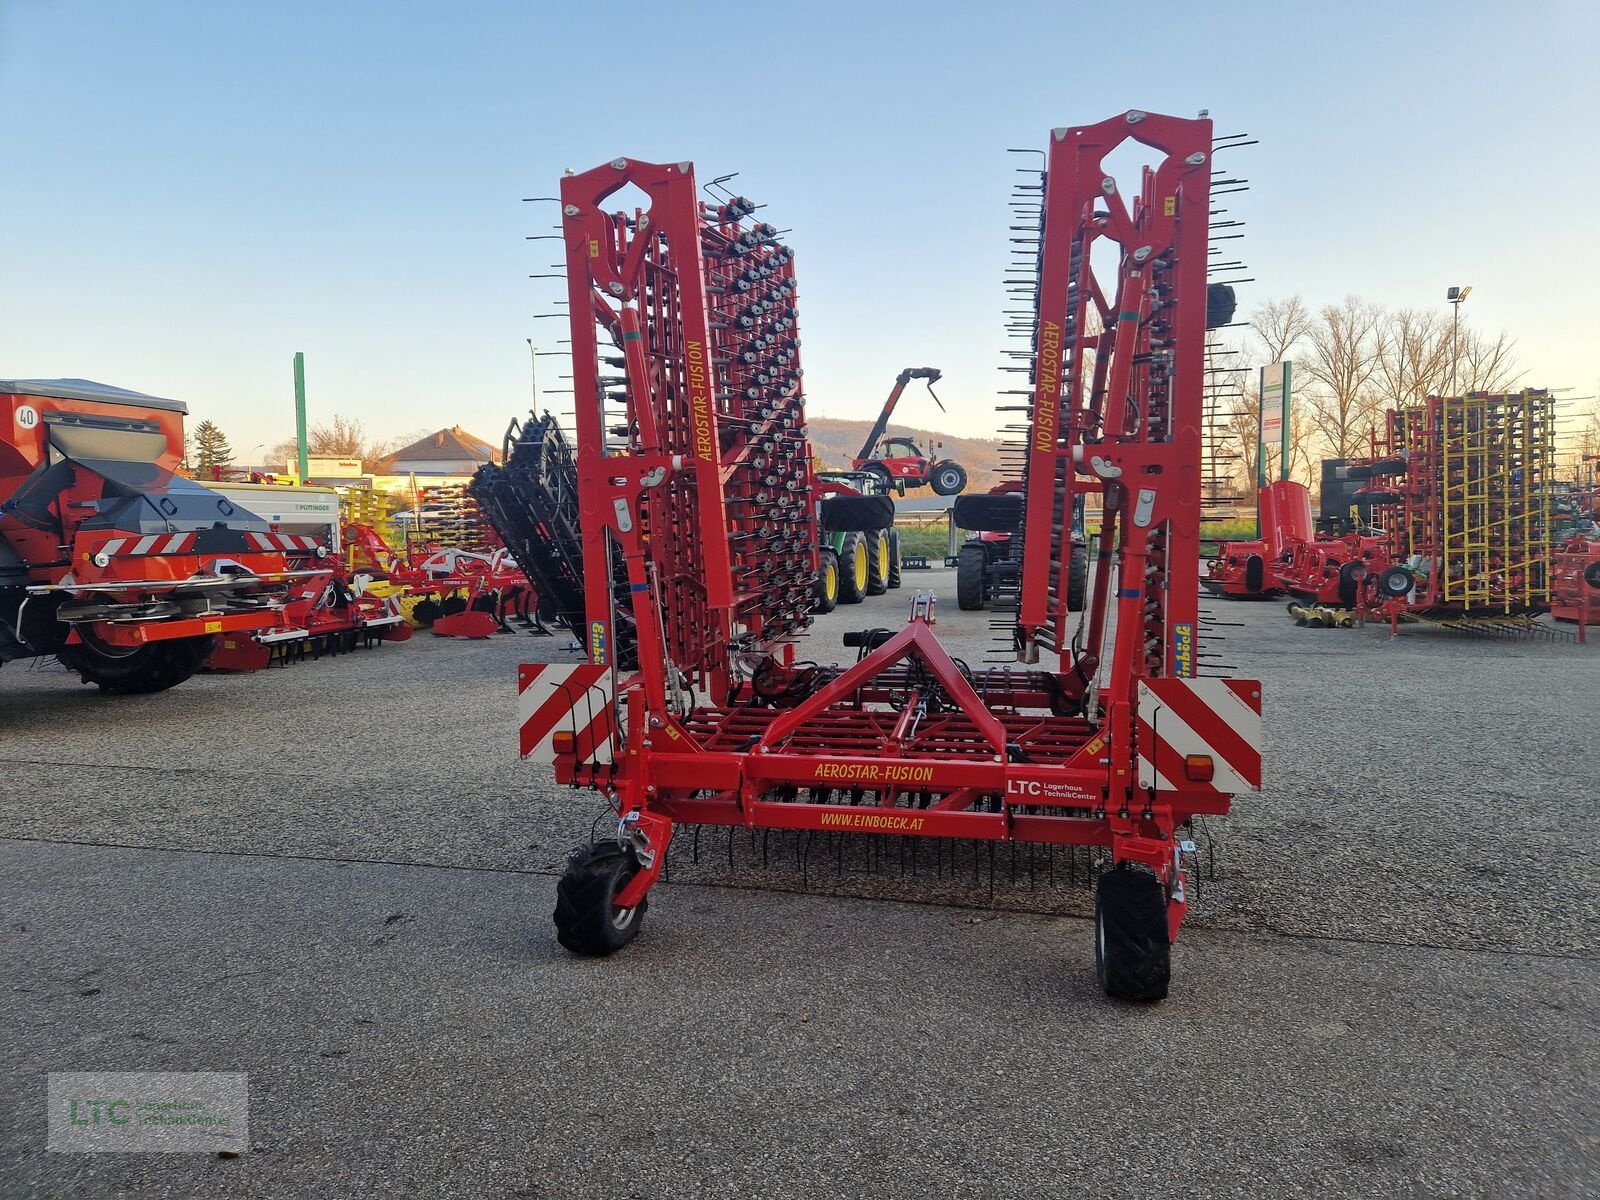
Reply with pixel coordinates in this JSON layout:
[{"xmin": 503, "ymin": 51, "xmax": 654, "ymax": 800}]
[
  {"xmin": 548, "ymin": 158, "xmax": 821, "ymax": 702},
  {"xmin": 698, "ymin": 186, "xmax": 817, "ymax": 650}
]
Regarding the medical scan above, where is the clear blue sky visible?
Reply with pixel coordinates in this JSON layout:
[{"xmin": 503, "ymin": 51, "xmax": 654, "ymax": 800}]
[{"xmin": 1, "ymin": 1, "xmax": 1595, "ymax": 461}]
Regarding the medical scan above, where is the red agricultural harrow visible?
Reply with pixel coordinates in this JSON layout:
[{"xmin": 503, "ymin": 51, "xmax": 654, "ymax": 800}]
[
  {"xmin": 346, "ymin": 522, "xmax": 540, "ymax": 639},
  {"xmin": 521, "ymin": 112, "xmax": 1262, "ymax": 1001}
]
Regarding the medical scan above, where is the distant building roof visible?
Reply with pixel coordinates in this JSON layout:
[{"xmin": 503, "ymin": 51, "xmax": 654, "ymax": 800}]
[{"xmin": 382, "ymin": 426, "xmax": 498, "ymax": 467}]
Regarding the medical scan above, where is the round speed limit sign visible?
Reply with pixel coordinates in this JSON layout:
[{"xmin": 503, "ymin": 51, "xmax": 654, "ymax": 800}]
[{"xmin": 15, "ymin": 405, "xmax": 39, "ymax": 430}]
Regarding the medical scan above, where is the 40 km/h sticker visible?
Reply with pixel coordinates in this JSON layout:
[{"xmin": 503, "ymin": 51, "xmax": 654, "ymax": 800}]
[{"xmin": 15, "ymin": 405, "xmax": 39, "ymax": 430}]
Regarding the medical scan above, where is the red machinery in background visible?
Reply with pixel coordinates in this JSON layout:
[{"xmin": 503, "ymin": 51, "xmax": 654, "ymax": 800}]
[
  {"xmin": 1, "ymin": 379, "xmax": 314, "ymax": 692},
  {"xmin": 520, "ymin": 112, "xmax": 1261, "ymax": 1002},
  {"xmin": 204, "ymin": 548, "xmax": 411, "ymax": 671},
  {"xmin": 1203, "ymin": 480, "xmax": 1315, "ymax": 599},
  {"xmin": 851, "ymin": 367, "xmax": 968, "ymax": 496},
  {"xmin": 345, "ymin": 522, "xmax": 536, "ymax": 638}
]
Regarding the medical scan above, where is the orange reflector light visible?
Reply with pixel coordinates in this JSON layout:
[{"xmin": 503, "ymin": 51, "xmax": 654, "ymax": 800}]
[
  {"xmin": 552, "ymin": 731, "xmax": 576, "ymax": 755},
  {"xmin": 1183, "ymin": 754, "xmax": 1214, "ymax": 782}
]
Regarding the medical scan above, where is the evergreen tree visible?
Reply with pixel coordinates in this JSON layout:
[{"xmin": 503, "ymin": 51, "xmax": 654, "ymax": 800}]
[{"xmin": 191, "ymin": 420, "xmax": 234, "ymax": 475}]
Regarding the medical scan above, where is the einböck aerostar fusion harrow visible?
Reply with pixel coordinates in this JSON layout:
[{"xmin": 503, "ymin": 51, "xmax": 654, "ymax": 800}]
[{"xmin": 520, "ymin": 111, "xmax": 1263, "ymax": 1001}]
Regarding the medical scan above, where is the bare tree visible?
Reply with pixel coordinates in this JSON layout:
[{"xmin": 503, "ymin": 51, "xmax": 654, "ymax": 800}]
[
  {"xmin": 1224, "ymin": 379, "xmax": 1261, "ymax": 491},
  {"xmin": 1247, "ymin": 295, "xmax": 1314, "ymax": 483},
  {"xmin": 1251, "ymin": 295, "xmax": 1314, "ymax": 365},
  {"xmin": 1300, "ymin": 296, "xmax": 1386, "ymax": 459},
  {"xmin": 1457, "ymin": 329, "xmax": 1522, "ymax": 394},
  {"xmin": 1374, "ymin": 308, "xmax": 1453, "ymax": 407},
  {"xmin": 309, "ymin": 414, "xmax": 370, "ymax": 458}
]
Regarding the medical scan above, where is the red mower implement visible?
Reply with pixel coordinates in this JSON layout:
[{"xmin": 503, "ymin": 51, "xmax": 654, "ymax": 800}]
[
  {"xmin": 521, "ymin": 113, "xmax": 1262, "ymax": 1001},
  {"xmin": 1203, "ymin": 480, "xmax": 1314, "ymax": 599}
]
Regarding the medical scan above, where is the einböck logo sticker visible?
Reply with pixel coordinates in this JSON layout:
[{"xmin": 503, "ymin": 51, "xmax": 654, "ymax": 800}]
[
  {"xmin": 588, "ymin": 620, "xmax": 607, "ymax": 665},
  {"xmin": 1172, "ymin": 622, "xmax": 1195, "ymax": 677}
]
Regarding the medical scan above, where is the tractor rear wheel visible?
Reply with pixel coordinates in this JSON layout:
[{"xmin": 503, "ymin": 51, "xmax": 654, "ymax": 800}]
[
  {"xmin": 553, "ymin": 842, "xmax": 646, "ymax": 956},
  {"xmin": 838, "ymin": 533, "xmax": 869, "ymax": 604},
  {"xmin": 1094, "ymin": 867, "xmax": 1171, "ymax": 1002},
  {"xmin": 1067, "ymin": 542, "xmax": 1088, "ymax": 611},
  {"xmin": 59, "ymin": 633, "xmax": 215, "ymax": 695},
  {"xmin": 956, "ymin": 543, "xmax": 987, "ymax": 610},
  {"xmin": 930, "ymin": 461, "xmax": 968, "ymax": 496},
  {"xmin": 886, "ymin": 529, "xmax": 903, "ymax": 589},
  {"xmin": 814, "ymin": 549, "xmax": 840, "ymax": 613},
  {"xmin": 866, "ymin": 530, "xmax": 890, "ymax": 596}
]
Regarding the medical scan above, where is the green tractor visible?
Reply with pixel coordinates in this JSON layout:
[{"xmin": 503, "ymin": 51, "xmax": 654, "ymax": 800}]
[{"xmin": 813, "ymin": 470, "xmax": 901, "ymax": 613}]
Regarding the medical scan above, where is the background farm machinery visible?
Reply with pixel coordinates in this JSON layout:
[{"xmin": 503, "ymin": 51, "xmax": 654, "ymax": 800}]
[
  {"xmin": 951, "ymin": 483, "xmax": 1087, "ymax": 614},
  {"xmin": 518, "ymin": 111, "xmax": 1262, "ymax": 1002},
  {"xmin": 0, "ymin": 378, "xmax": 323, "ymax": 692},
  {"xmin": 851, "ymin": 366, "xmax": 968, "ymax": 496},
  {"xmin": 344, "ymin": 520, "xmax": 540, "ymax": 639},
  {"xmin": 1205, "ymin": 389, "xmax": 1600, "ymax": 632}
]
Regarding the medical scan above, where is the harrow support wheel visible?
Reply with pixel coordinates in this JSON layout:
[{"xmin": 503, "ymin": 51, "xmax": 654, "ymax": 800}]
[
  {"xmin": 866, "ymin": 531, "xmax": 891, "ymax": 596},
  {"xmin": 886, "ymin": 529, "xmax": 903, "ymax": 589},
  {"xmin": 813, "ymin": 549, "xmax": 840, "ymax": 613},
  {"xmin": 1094, "ymin": 868, "xmax": 1171, "ymax": 1002},
  {"xmin": 838, "ymin": 533, "xmax": 869, "ymax": 604},
  {"xmin": 554, "ymin": 842, "xmax": 647, "ymax": 956}
]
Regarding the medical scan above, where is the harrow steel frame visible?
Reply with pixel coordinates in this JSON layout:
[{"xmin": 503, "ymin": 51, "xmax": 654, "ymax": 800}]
[{"xmin": 528, "ymin": 113, "xmax": 1263, "ymax": 998}]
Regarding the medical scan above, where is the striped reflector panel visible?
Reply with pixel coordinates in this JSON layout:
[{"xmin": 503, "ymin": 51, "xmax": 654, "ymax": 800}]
[
  {"xmin": 97, "ymin": 532, "xmax": 317, "ymax": 558},
  {"xmin": 517, "ymin": 663, "xmax": 617, "ymax": 765},
  {"xmin": 95, "ymin": 533, "xmax": 198, "ymax": 556},
  {"xmin": 1136, "ymin": 678, "xmax": 1262, "ymax": 793}
]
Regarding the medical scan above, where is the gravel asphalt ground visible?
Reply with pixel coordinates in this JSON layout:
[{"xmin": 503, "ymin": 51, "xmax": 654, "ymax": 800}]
[{"xmin": 2, "ymin": 564, "xmax": 1596, "ymax": 1197}]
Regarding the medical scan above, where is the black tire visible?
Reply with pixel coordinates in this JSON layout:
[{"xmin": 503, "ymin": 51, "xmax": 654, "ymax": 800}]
[
  {"xmin": 553, "ymin": 842, "xmax": 646, "ymax": 956},
  {"xmin": 1067, "ymin": 542, "xmax": 1088, "ymax": 611},
  {"xmin": 838, "ymin": 533, "xmax": 868, "ymax": 604},
  {"xmin": 813, "ymin": 549, "xmax": 839, "ymax": 614},
  {"xmin": 956, "ymin": 543, "xmax": 987, "ymax": 610},
  {"xmin": 930, "ymin": 461, "xmax": 968, "ymax": 497},
  {"xmin": 1585, "ymin": 560, "xmax": 1600, "ymax": 590},
  {"xmin": 1378, "ymin": 566, "xmax": 1414, "ymax": 599},
  {"xmin": 440, "ymin": 595, "xmax": 468, "ymax": 617},
  {"xmin": 58, "ymin": 634, "xmax": 215, "ymax": 695},
  {"xmin": 886, "ymin": 529, "xmax": 902, "ymax": 589},
  {"xmin": 866, "ymin": 530, "xmax": 890, "ymax": 596},
  {"xmin": 412, "ymin": 598, "xmax": 441, "ymax": 627},
  {"xmin": 1094, "ymin": 867, "xmax": 1171, "ymax": 1002},
  {"xmin": 1244, "ymin": 554, "xmax": 1265, "ymax": 594},
  {"xmin": 1338, "ymin": 561, "xmax": 1366, "ymax": 607}
]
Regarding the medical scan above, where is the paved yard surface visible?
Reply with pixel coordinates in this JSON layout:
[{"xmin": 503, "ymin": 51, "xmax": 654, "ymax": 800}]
[{"xmin": 2, "ymin": 565, "xmax": 1596, "ymax": 1197}]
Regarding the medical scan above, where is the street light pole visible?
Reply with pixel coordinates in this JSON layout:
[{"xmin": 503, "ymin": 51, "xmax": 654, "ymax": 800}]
[{"xmin": 1447, "ymin": 285, "xmax": 1472, "ymax": 396}]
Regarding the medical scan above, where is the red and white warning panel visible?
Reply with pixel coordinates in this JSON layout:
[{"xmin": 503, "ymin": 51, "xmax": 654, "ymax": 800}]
[
  {"xmin": 518, "ymin": 663, "xmax": 618, "ymax": 765},
  {"xmin": 1135, "ymin": 678, "xmax": 1262, "ymax": 793}
]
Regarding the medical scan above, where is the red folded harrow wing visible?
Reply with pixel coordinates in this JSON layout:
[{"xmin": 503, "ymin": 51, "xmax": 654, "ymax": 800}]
[{"xmin": 522, "ymin": 112, "xmax": 1262, "ymax": 1000}]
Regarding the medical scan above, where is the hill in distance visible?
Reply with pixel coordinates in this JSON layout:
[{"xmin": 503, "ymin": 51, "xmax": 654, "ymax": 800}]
[{"xmin": 805, "ymin": 417, "xmax": 1007, "ymax": 493}]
